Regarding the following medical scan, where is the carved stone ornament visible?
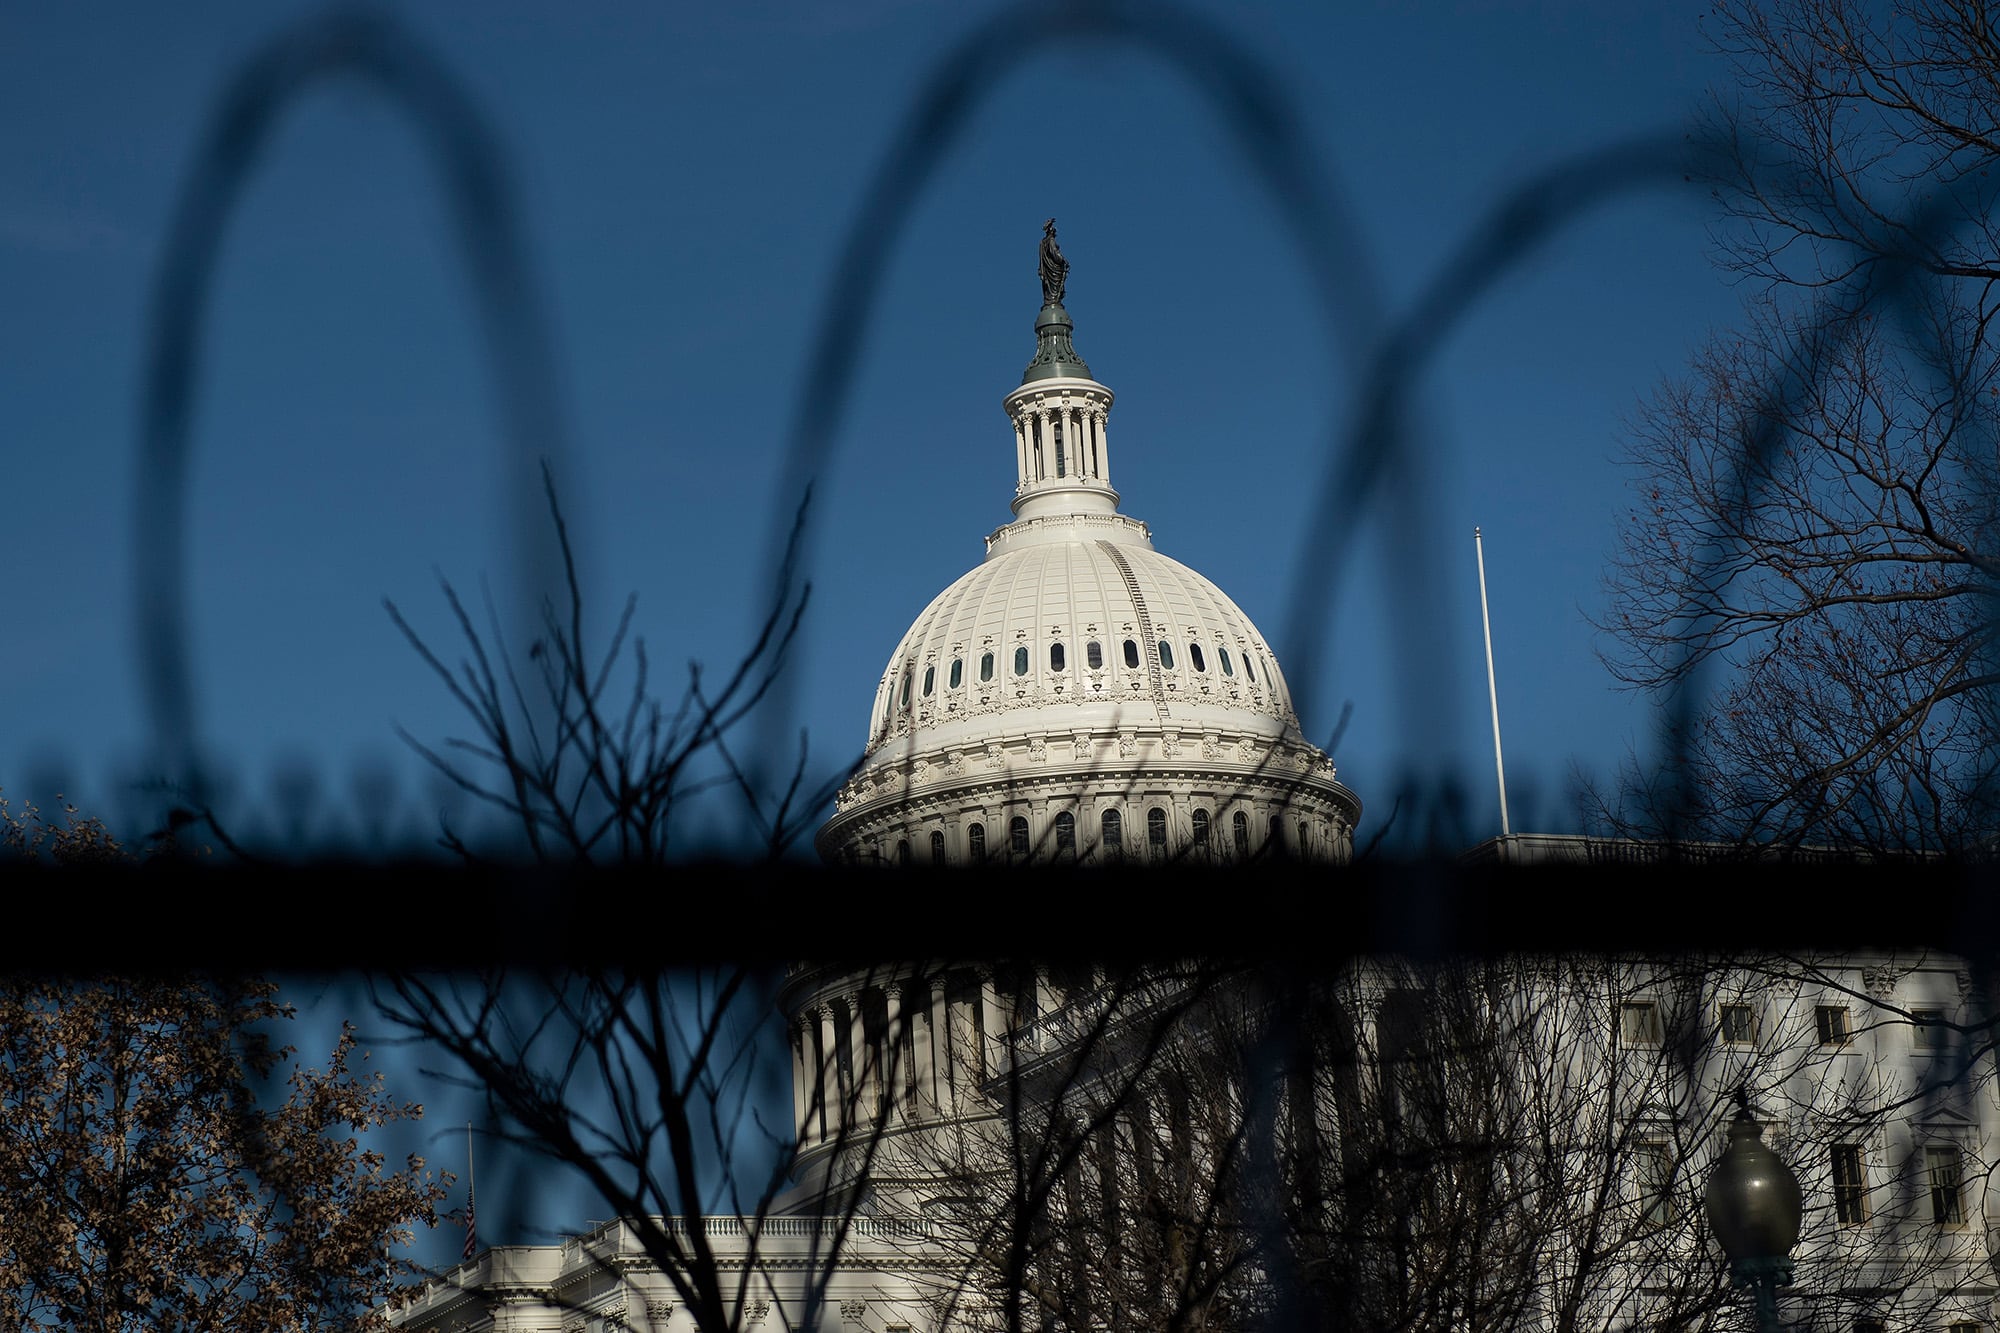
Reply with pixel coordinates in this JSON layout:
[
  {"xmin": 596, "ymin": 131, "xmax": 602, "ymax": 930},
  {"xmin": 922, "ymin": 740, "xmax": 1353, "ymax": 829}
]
[
  {"xmin": 564, "ymin": 1318, "xmax": 586, "ymax": 1333},
  {"xmin": 647, "ymin": 1300, "xmax": 676, "ymax": 1320},
  {"xmin": 841, "ymin": 1300, "xmax": 868, "ymax": 1320},
  {"xmin": 748, "ymin": 1301, "xmax": 771, "ymax": 1324},
  {"xmin": 985, "ymin": 742, "xmax": 1004, "ymax": 767},
  {"xmin": 945, "ymin": 749, "xmax": 964, "ymax": 775},
  {"xmin": 1118, "ymin": 730, "xmax": 1137, "ymax": 757},
  {"xmin": 1027, "ymin": 735, "xmax": 1047, "ymax": 763},
  {"xmin": 1161, "ymin": 729, "xmax": 1181, "ymax": 758},
  {"xmin": 606, "ymin": 1300, "xmax": 628, "ymax": 1324},
  {"xmin": 1861, "ymin": 966, "xmax": 1900, "ymax": 998},
  {"xmin": 1201, "ymin": 730, "xmax": 1222, "ymax": 760}
]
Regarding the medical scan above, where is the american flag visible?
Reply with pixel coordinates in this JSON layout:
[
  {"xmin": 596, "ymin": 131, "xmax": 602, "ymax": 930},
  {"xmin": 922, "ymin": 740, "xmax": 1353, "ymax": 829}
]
[{"xmin": 462, "ymin": 1183, "xmax": 477, "ymax": 1262}]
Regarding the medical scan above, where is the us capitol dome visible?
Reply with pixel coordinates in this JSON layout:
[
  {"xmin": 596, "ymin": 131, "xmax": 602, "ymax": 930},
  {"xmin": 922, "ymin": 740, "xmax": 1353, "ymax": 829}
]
[{"xmin": 817, "ymin": 224, "xmax": 1360, "ymax": 867}]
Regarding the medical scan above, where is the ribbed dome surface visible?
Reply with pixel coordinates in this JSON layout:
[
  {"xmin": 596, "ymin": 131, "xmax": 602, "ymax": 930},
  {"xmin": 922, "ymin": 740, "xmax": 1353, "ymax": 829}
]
[{"xmin": 864, "ymin": 523, "xmax": 1299, "ymax": 760}]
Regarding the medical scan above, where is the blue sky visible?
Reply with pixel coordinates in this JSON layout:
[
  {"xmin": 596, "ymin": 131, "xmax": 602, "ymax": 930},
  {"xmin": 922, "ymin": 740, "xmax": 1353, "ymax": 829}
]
[{"xmin": 1, "ymin": 0, "xmax": 1745, "ymax": 852}]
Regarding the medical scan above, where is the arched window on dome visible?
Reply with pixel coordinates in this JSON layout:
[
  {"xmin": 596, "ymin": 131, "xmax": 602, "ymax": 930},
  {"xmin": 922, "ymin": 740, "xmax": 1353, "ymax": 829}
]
[
  {"xmin": 968, "ymin": 822, "xmax": 986, "ymax": 861},
  {"xmin": 1158, "ymin": 641, "xmax": 1175, "ymax": 670},
  {"xmin": 899, "ymin": 671, "xmax": 912, "ymax": 708},
  {"xmin": 1101, "ymin": 808, "xmax": 1123, "ymax": 862},
  {"xmin": 1232, "ymin": 810, "xmax": 1250, "ymax": 861},
  {"xmin": 1032, "ymin": 416, "xmax": 1044, "ymax": 480},
  {"xmin": 1189, "ymin": 643, "xmax": 1207, "ymax": 673},
  {"xmin": 1050, "ymin": 642, "xmax": 1065, "ymax": 672},
  {"xmin": 930, "ymin": 830, "xmax": 946, "ymax": 865},
  {"xmin": 1123, "ymin": 639, "xmax": 1140, "ymax": 669},
  {"xmin": 1054, "ymin": 811, "xmax": 1075, "ymax": 859},
  {"xmin": 896, "ymin": 839, "xmax": 911, "ymax": 866},
  {"xmin": 1147, "ymin": 807, "xmax": 1167, "ymax": 859},
  {"xmin": 980, "ymin": 652, "xmax": 994, "ymax": 682},
  {"xmin": 1086, "ymin": 641, "xmax": 1103, "ymax": 670},
  {"xmin": 1269, "ymin": 816, "xmax": 1285, "ymax": 857},
  {"xmin": 1191, "ymin": 809, "xmax": 1211, "ymax": 854},
  {"xmin": 1219, "ymin": 646, "xmax": 1234, "ymax": 676},
  {"xmin": 1053, "ymin": 414, "xmax": 1066, "ymax": 477},
  {"xmin": 922, "ymin": 666, "xmax": 935, "ymax": 697},
  {"xmin": 1298, "ymin": 821, "xmax": 1311, "ymax": 855},
  {"xmin": 1009, "ymin": 816, "xmax": 1030, "ymax": 860},
  {"xmin": 1014, "ymin": 646, "xmax": 1029, "ymax": 677},
  {"xmin": 949, "ymin": 658, "xmax": 963, "ymax": 689},
  {"xmin": 1243, "ymin": 654, "xmax": 1257, "ymax": 683}
]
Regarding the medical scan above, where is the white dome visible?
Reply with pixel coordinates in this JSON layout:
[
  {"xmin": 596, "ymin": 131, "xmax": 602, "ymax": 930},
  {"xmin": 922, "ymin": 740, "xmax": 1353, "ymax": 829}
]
[
  {"xmin": 861, "ymin": 514, "xmax": 1301, "ymax": 766},
  {"xmin": 816, "ymin": 259, "xmax": 1358, "ymax": 867}
]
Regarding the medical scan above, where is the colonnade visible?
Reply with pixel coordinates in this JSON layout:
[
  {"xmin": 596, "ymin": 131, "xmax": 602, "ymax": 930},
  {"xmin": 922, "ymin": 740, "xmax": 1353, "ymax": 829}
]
[
  {"xmin": 788, "ymin": 967, "xmax": 1067, "ymax": 1147},
  {"xmin": 1013, "ymin": 400, "xmax": 1110, "ymax": 488}
]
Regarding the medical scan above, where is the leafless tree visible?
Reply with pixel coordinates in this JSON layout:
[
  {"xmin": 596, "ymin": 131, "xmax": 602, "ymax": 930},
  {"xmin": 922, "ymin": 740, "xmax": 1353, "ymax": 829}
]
[
  {"xmin": 1596, "ymin": 0, "xmax": 2000, "ymax": 853},
  {"xmin": 386, "ymin": 464, "xmax": 835, "ymax": 863},
  {"xmin": 897, "ymin": 954, "xmax": 2000, "ymax": 1333}
]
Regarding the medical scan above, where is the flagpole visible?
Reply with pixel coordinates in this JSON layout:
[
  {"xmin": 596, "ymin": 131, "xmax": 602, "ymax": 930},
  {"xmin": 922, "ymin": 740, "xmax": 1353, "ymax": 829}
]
[
  {"xmin": 463, "ymin": 1122, "xmax": 477, "ymax": 1264},
  {"xmin": 1475, "ymin": 527, "xmax": 1512, "ymax": 839}
]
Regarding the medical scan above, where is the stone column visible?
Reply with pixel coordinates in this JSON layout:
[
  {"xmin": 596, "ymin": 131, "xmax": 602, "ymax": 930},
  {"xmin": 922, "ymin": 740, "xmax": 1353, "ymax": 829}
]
[
  {"xmin": 930, "ymin": 975, "xmax": 954, "ymax": 1114},
  {"xmin": 790, "ymin": 1021, "xmax": 810, "ymax": 1144},
  {"xmin": 949, "ymin": 979, "xmax": 981, "ymax": 1093},
  {"xmin": 848, "ymin": 993, "xmax": 874, "ymax": 1123},
  {"xmin": 979, "ymin": 970, "xmax": 1006, "ymax": 1082},
  {"xmin": 816, "ymin": 1005, "xmax": 839, "ymax": 1142},
  {"xmin": 1034, "ymin": 967, "xmax": 1058, "ymax": 1055},
  {"xmin": 911, "ymin": 990, "xmax": 936, "ymax": 1118},
  {"xmin": 1095, "ymin": 409, "xmax": 1110, "ymax": 485},
  {"xmin": 1014, "ymin": 415, "xmax": 1030, "ymax": 490},
  {"xmin": 883, "ymin": 984, "xmax": 906, "ymax": 1113}
]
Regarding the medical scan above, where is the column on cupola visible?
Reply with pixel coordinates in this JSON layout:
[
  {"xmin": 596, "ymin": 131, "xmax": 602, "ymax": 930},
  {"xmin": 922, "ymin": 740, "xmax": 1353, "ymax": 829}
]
[
  {"xmin": 815, "ymin": 1004, "xmax": 839, "ymax": 1141},
  {"xmin": 929, "ymin": 974, "xmax": 953, "ymax": 1114},
  {"xmin": 1092, "ymin": 406, "xmax": 1108, "ymax": 483},
  {"xmin": 1014, "ymin": 415, "xmax": 1030, "ymax": 490}
]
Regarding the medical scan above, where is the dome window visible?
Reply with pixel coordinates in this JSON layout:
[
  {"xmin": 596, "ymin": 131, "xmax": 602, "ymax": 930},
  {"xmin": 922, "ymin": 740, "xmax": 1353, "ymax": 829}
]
[
  {"xmin": 1219, "ymin": 647, "xmax": 1235, "ymax": 677},
  {"xmin": 1014, "ymin": 646, "xmax": 1030, "ymax": 677},
  {"xmin": 896, "ymin": 839, "xmax": 911, "ymax": 866},
  {"xmin": 1158, "ymin": 641, "xmax": 1175, "ymax": 670},
  {"xmin": 1243, "ymin": 654, "xmax": 1256, "ymax": 683},
  {"xmin": 949, "ymin": 658, "xmax": 963, "ymax": 689},
  {"xmin": 968, "ymin": 822, "xmax": 986, "ymax": 861},
  {"xmin": 1192, "ymin": 809, "xmax": 1211, "ymax": 847},
  {"xmin": 1269, "ymin": 816, "xmax": 1285, "ymax": 856},
  {"xmin": 1189, "ymin": 643, "xmax": 1207, "ymax": 673},
  {"xmin": 1054, "ymin": 811, "xmax": 1076, "ymax": 858},
  {"xmin": 1101, "ymin": 809, "xmax": 1123, "ymax": 861},
  {"xmin": 1053, "ymin": 415, "xmax": 1066, "ymax": 477},
  {"xmin": 1233, "ymin": 811, "xmax": 1250, "ymax": 860},
  {"xmin": 922, "ymin": 666, "xmax": 935, "ymax": 697},
  {"xmin": 980, "ymin": 652, "xmax": 995, "ymax": 682},
  {"xmin": 1050, "ymin": 642, "xmax": 1066, "ymax": 672},
  {"xmin": 1009, "ymin": 816, "xmax": 1030, "ymax": 859},
  {"xmin": 1146, "ymin": 807, "xmax": 1167, "ymax": 856},
  {"xmin": 930, "ymin": 830, "xmax": 946, "ymax": 865},
  {"xmin": 1123, "ymin": 639, "xmax": 1140, "ymax": 669},
  {"xmin": 900, "ymin": 671, "xmax": 913, "ymax": 707},
  {"xmin": 1086, "ymin": 641, "xmax": 1103, "ymax": 670}
]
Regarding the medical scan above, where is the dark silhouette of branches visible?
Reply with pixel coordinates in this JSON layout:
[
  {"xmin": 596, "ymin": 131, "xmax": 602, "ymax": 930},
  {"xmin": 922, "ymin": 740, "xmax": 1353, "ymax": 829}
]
[{"xmin": 386, "ymin": 465, "xmax": 831, "ymax": 863}]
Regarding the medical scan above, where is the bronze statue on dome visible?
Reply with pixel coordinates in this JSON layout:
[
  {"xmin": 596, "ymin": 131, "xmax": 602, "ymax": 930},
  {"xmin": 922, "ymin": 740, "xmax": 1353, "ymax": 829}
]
[{"xmin": 1038, "ymin": 218, "xmax": 1068, "ymax": 305}]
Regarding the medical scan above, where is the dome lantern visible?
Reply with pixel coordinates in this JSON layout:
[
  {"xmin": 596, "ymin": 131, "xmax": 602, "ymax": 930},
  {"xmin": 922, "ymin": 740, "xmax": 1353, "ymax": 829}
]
[{"xmin": 1005, "ymin": 221, "xmax": 1119, "ymax": 522}]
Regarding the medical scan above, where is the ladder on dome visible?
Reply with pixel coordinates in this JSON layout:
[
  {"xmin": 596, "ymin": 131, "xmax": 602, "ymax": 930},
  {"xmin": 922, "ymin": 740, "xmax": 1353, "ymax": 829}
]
[{"xmin": 1096, "ymin": 540, "xmax": 1171, "ymax": 721}]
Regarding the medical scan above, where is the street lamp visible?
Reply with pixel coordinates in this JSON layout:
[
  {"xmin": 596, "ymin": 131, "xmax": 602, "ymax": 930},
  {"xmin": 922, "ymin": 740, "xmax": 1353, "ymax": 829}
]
[{"xmin": 1703, "ymin": 1087, "xmax": 1803, "ymax": 1333}]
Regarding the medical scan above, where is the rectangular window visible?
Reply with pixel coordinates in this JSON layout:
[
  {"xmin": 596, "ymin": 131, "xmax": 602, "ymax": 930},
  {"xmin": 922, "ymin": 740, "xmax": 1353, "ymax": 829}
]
[
  {"xmin": 1929, "ymin": 1144, "xmax": 1965, "ymax": 1225},
  {"xmin": 1719, "ymin": 1004, "xmax": 1756, "ymax": 1045},
  {"xmin": 1854, "ymin": 1320, "xmax": 1885, "ymax": 1333},
  {"xmin": 1831, "ymin": 1143, "xmax": 1867, "ymax": 1225},
  {"xmin": 1913, "ymin": 1008, "xmax": 1947, "ymax": 1049},
  {"xmin": 1948, "ymin": 1322, "xmax": 1982, "ymax": 1333},
  {"xmin": 1635, "ymin": 1141, "xmax": 1674, "ymax": 1228},
  {"xmin": 1620, "ymin": 1001, "xmax": 1662, "ymax": 1046},
  {"xmin": 1816, "ymin": 1005, "xmax": 1852, "ymax": 1046}
]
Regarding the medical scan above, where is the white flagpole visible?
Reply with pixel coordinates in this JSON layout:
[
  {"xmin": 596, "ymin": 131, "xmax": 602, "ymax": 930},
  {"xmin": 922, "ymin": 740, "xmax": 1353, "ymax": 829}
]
[{"xmin": 1474, "ymin": 527, "xmax": 1511, "ymax": 838}]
